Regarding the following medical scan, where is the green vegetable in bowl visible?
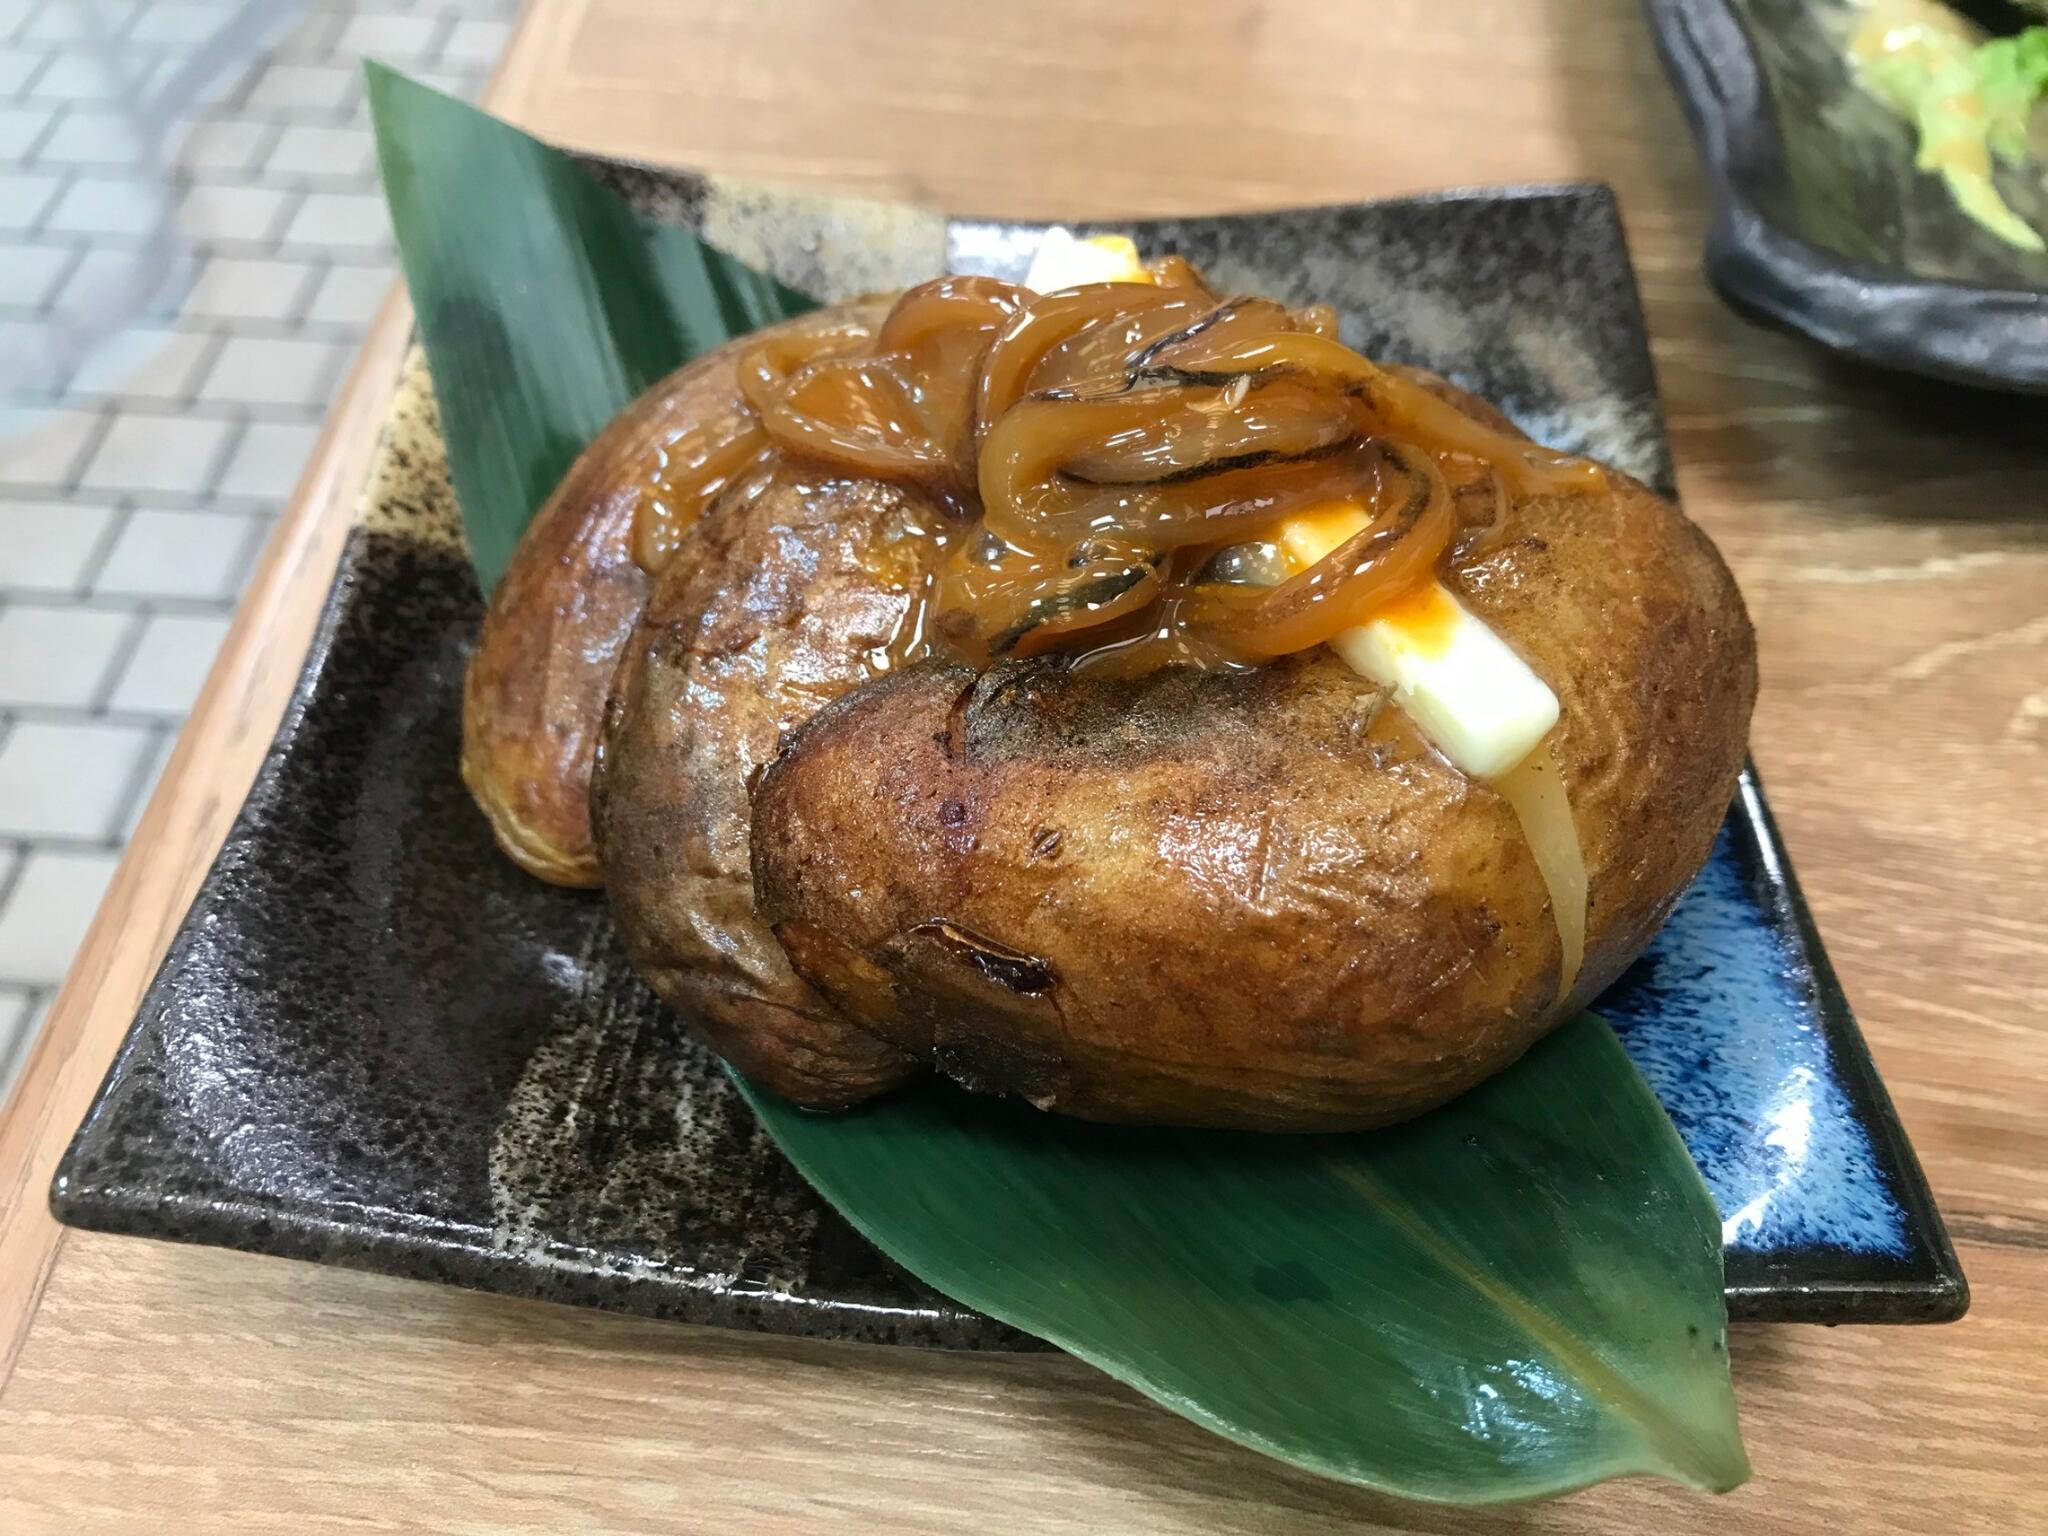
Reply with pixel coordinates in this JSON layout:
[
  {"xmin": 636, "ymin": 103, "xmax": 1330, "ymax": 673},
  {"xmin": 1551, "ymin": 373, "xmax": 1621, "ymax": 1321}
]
[
  {"xmin": 1850, "ymin": 0, "xmax": 2048, "ymax": 250},
  {"xmin": 1978, "ymin": 28, "xmax": 2048, "ymax": 161}
]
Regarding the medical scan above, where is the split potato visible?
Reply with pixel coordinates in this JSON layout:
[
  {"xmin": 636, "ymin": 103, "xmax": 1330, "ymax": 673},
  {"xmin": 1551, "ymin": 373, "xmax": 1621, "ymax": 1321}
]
[
  {"xmin": 460, "ymin": 301, "xmax": 890, "ymax": 886},
  {"xmin": 469, "ymin": 322, "xmax": 1755, "ymax": 1129},
  {"xmin": 591, "ymin": 465, "xmax": 941, "ymax": 1106},
  {"xmin": 750, "ymin": 468, "xmax": 1755, "ymax": 1129}
]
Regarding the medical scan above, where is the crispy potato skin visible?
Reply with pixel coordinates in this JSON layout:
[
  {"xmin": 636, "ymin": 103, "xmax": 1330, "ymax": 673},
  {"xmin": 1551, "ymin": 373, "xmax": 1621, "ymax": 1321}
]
[
  {"xmin": 460, "ymin": 303, "xmax": 886, "ymax": 887},
  {"xmin": 460, "ymin": 471, "xmax": 647, "ymax": 887},
  {"xmin": 592, "ymin": 463, "xmax": 942, "ymax": 1105},
  {"xmin": 750, "ymin": 468, "xmax": 1756, "ymax": 1130}
]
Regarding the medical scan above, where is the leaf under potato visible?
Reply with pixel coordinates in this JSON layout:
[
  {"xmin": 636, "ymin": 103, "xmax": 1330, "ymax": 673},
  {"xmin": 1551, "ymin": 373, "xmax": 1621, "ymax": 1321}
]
[
  {"xmin": 737, "ymin": 1013, "xmax": 1747, "ymax": 1503},
  {"xmin": 366, "ymin": 63, "xmax": 816, "ymax": 593}
]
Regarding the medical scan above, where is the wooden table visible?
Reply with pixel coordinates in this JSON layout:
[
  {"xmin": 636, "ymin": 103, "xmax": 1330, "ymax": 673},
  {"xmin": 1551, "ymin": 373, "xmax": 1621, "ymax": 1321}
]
[{"xmin": 3, "ymin": 2, "xmax": 2044, "ymax": 1529}]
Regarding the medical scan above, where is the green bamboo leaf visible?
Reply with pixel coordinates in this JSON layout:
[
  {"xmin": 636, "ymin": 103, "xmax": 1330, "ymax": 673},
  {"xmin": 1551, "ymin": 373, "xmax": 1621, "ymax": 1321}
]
[
  {"xmin": 735, "ymin": 1014, "xmax": 1746, "ymax": 1503},
  {"xmin": 366, "ymin": 63, "xmax": 818, "ymax": 592},
  {"xmin": 370, "ymin": 69, "xmax": 1747, "ymax": 1502}
]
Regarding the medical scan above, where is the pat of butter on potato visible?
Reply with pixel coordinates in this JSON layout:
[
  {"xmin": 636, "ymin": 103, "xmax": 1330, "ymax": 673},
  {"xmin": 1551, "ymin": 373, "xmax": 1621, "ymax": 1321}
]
[
  {"xmin": 1021, "ymin": 229, "xmax": 1559, "ymax": 781},
  {"xmin": 1279, "ymin": 504, "xmax": 1559, "ymax": 782},
  {"xmin": 1024, "ymin": 229, "xmax": 1153, "ymax": 291}
]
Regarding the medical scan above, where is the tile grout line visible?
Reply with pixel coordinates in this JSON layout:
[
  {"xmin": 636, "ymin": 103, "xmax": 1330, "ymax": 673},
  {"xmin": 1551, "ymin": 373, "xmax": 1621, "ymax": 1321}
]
[
  {"xmin": 5, "ymin": 699, "xmax": 217, "ymax": 732},
  {"xmin": 287, "ymin": 253, "xmax": 332, "ymax": 326},
  {"xmin": 199, "ymin": 408, "xmax": 251, "ymax": 500},
  {"xmin": 0, "ymin": 825, "xmax": 154, "ymax": 857},
  {"xmin": 23, "ymin": 229, "xmax": 402, "ymax": 267},
  {"xmin": 19, "ymin": 92, "xmax": 63, "ymax": 159},
  {"xmin": 53, "ymin": 402, "xmax": 116, "ymax": 496},
  {"xmin": 422, "ymin": 10, "xmax": 460, "ymax": 65},
  {"xmin": 71, "ymin": 495, "xmax": 134, "ymax": 595},
  {"xmin": 16, "ymin": 160, "xmax": 70, "ymax": 241},
  {"xmin": 0, "ymin": 486, "xmax": 289, "ymax": 518},
  {"xmin": 0, "ymin": 984, "xmax": 52, "ymax": 1094},
  {"xmin": 5, "ymin": 392, "xmax": 383, "ymax": 423},
  {"xmin": 0, "ymin": 830, "xmax": 27, "ymax": 912},
  {"xmin": 219, "ymin": 508, "xmax": 274, "ymax": 598},
  {"xmin": 86, "ymin": 600, "xmax": 151, "ymax": 714},
  {"xmin": 16, "ymin": 48, "xmax": 54, "ymax": 100},
  {"xmin": 0, "ymin": 593, "xmax": 239, "ymax": 622},
  {"xmin": 183, "ymin": 324, "xmax": 234, "ymax": 412},
  {"xmin": 5, "ymin": 388, "xmax": 365, "ymax": 421},
  {"xmin": 106, "ymin": 717, "xmax": 172, "ymax": 842},
  {"xmin": 37, "ymin": 238, "xmax": 92, "ymax": 319}
]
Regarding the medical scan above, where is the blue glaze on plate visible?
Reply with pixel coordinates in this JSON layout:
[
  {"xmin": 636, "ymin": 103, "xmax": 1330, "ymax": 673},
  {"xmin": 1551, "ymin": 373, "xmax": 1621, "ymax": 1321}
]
[{"xmin": 1602, "ymin": 822, "xmax": 1909, "ymax": 1258}]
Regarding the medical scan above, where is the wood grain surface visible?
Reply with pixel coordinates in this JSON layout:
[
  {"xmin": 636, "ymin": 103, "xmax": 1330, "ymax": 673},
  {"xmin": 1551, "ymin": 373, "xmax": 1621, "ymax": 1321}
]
[{"xmin": 2, "ymin": 1, "xmax": 2044, "ymax": 1530}]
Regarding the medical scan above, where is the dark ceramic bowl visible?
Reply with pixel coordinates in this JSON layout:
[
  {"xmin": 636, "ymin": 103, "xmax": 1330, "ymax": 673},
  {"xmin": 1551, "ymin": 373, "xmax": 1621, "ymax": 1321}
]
[{"xmin": 1646, "ymin": 0, "xmax": 2048, "ymax": 390}]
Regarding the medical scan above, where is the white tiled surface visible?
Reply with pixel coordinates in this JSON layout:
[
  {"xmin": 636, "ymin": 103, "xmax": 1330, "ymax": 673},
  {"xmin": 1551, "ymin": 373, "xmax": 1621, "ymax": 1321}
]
[
  {"xmin": 202, "ymin": 333, "xmax": 349, "ymax": 405},
  {"xmin": 0, "ymin": 601, "xmax": 133, "ymax": 705},
  {"xmin": 0, "ymin": 847, "xmax": 123, "ymax": 986},
  {"xmin": 0, "ymin": 499, "xmax": 113, "ymax": 587},
  {"xmin": 79, "ymin": 412, "xmax": 237, "ymax": 493},
  {"xmin": 0, "ymin": 0, "xmax": 517, "ymax": 1097},
  {"xmin": 185, "ymin": 253, "xmax": 320, "ymax": 320},
  {"xmin": 216, "ymin": 418, "xmax": 321, "ymax": 496},
  {"xmin": 0, "ymin": 718, "xmax": 154, "ymax": 836},
  {"xmin": 96, "ymin": 508, "xmax": 258, "ymax": 598},
  {"xmin": 107, "ymin": 612, "xmax": 233, "ymax": 713}
]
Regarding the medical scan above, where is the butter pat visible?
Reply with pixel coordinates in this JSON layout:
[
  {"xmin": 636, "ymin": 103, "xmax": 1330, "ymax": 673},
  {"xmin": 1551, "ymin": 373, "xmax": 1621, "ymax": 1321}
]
[
  {"xmin": 1330, "ymin": 589, "xmax": 1558, "ymax": 780},
  {"xmin": 1023, "ymin": 229, "xmax": 1152, "ymax": 292},
  {"xmin": 1279, "ymin": 503, "xmax": 1558, "ymax": 781},
  {"xmin": 1011, "ymin": 231, "xmax": 1562, "ymax": 782}
]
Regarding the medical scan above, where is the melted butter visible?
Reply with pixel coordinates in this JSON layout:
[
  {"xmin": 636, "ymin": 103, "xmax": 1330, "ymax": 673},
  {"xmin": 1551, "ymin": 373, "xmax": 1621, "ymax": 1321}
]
[
  {"xmin": 1276, "ymin": 498, "xmax": 1371, "ymax": 569},
  {"xmin": 1489, "ymin": 738, "xmax": 1587, "ymax": 1004},
  {"xmin": 1368, "ymin": 581, "xmax": 1459, "ymax": 659},
  {"xmin": 1257, "ymin": 499, "xmax": 1586, "ymax": 991}
]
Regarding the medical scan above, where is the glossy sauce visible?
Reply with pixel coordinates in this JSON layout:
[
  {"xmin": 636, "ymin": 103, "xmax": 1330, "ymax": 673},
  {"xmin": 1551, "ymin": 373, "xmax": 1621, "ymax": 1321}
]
[{"xmin": 626, "ymin": 263, "xmax": 1602, "ymax": 674}]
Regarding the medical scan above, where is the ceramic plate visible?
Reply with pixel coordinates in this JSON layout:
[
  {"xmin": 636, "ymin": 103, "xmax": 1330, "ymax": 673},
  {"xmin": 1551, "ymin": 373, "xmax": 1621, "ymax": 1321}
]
[
  {"xmin": 51, "ymin": 171, "xmax": 1965, "ymax": 1338},
  {"xmin": 1646, "ymin": 0, "xmax": 2048, "ymax": 391}
]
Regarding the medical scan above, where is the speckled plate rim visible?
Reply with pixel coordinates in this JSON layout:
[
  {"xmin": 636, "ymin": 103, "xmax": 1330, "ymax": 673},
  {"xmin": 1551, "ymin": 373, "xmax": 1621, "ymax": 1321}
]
[
  {"xmin": 1716, "ymin": 771, "xmax": 1966, "ymax": 1321},
  {"xmin": 1643, "ymin": 0, "xmax": 2048, "ymax": 393}
]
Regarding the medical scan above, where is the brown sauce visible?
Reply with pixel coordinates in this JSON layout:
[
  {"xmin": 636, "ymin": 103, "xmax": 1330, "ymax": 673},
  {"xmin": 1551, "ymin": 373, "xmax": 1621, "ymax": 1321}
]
[{"xmin": 627, "ymin": 259, "xmax": 1603, "ymax": 674}]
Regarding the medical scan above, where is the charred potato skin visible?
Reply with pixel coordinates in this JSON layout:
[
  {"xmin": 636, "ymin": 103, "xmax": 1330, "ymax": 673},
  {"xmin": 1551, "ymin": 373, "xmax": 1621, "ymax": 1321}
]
[
  {"xmin": 751, "ymin": 470, "xmax": 1757, "ymax": 1131},
  {"xmin": 460, "ymin": 303, "xmax": 889, "ymax": 887},
  {"xmin": 460, "ymin": 442, "xmax": 651, "ymax": 887},
  {"xmin": 592, "ymin": 461, "xmax": 942, "ymax": 1107}
]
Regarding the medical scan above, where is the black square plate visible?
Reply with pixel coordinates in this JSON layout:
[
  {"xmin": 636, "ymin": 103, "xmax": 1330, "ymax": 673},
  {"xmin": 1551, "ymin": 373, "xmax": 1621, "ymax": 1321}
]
[{"xmin": 52, "ymin": 169, "xmax": 1965, "ymax": 1338}]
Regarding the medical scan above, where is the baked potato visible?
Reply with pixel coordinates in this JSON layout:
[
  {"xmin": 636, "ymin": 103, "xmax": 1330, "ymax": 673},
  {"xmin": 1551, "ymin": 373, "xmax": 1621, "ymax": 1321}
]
[
  {"xmin": 465, "ymin": 259, "xmax": 1756, "ymax": 1131},
  {"xmin": 461, "ymin": 301, "xmax": 892, "ymax": 886},
  {"xmin": 593, "ymin": 466, "xmax": 938, "ymax": 1104},
  {"xmin": 750, "ymin": 472, "xmax": 1754, "ymax": 1130}
]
